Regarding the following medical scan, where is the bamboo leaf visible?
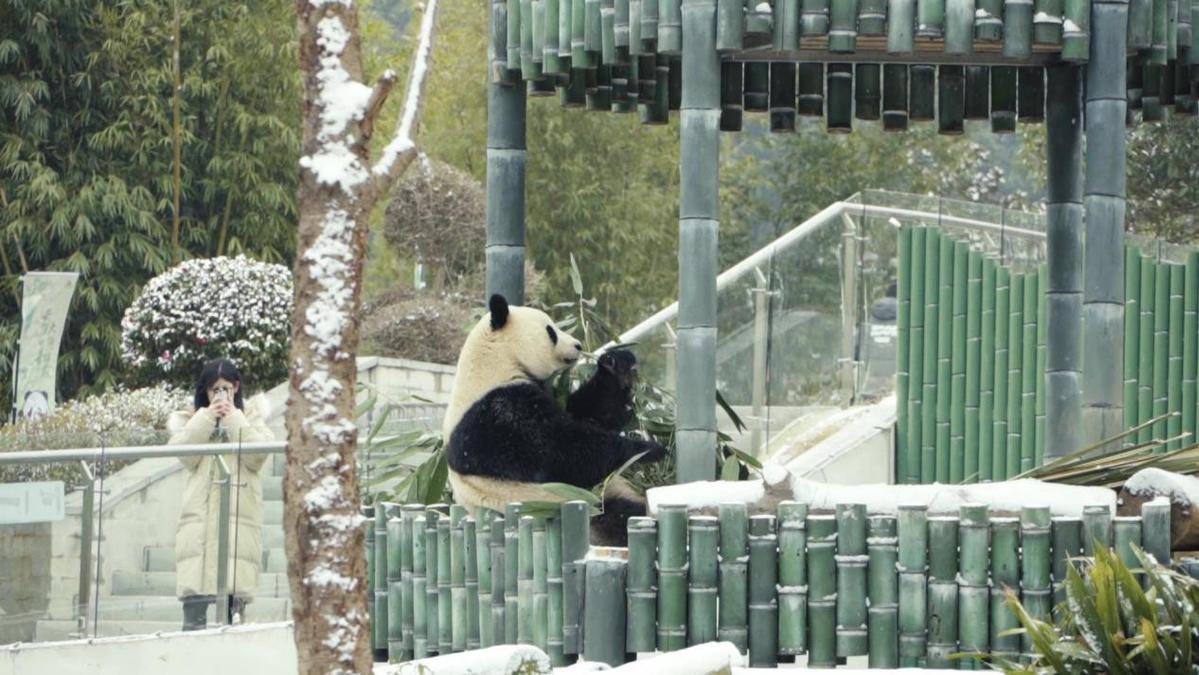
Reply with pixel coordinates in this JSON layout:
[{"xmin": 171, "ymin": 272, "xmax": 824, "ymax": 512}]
[
  {"xmin": 715, "ymin": 389, "xmax": 747, "ymax": 434},
  {"xmin": 569, "ymin": 252, "xmax": 584, "ymax": 296},
  {"xmin": 720, "ymin": 455, "xmax": 741, "ymax": 481},
  {"xmin": 542, "ymin": 482, "xmax": 601, "ymax": 505}
]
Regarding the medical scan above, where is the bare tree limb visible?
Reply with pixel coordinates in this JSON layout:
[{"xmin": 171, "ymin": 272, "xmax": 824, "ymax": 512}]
[{"xmin": 359, "ymin": 69, "xmax": 397, "ymax": 145}]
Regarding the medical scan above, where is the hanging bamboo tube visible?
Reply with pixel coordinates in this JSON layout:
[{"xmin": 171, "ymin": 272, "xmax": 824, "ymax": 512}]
[
  {"xmin": 910, "ymin": 64, "xmax": 937, "ymax": 121},
  {"xmin": 926, "ymin": 516, "xmax": 960, "ymax": 668},
  {"xmin": 830, "ymin": 0, "xmax": 862, "ymax": 49},
  {"xmin": 958, "ymin": 505, "xmax": 989, "ymax": 669},
  {"xmin": 1035, "ymin": 264, "xmax": 1048, "ymax": 464},
  {"xmin": 965, "ymin": 251, "xmax": 983, "ymax": 482},
  {"xmin": 1167, "ymin": 264, "xmax": 1184, "ymax": 451},
  {"xmin": 964, "ymin": 66, "xmax": 989, "ymax": 119},
  {"xmin": 937, "ymin": 235, "xmax": 954, "ymax": 482},
  {"xmin": 991, "ymin": 66, "xmax": 1018, "ymax": 132},
  {"xmin": 1061, "ymin": 0, "xmax": 1090, "ymax": 59},
  {"xmin": 584, "ymin": 557, "xmax": 629, "ymax": 666},
  {"xmin": 1020, "ymin": 507, "xmax": 1052, "ymax": 657},
  {"xmin": 827, "ymin": 63, "xmax": 854, "ymax": 132},
  {"xmin": 835, "ymin": 504, "xmax": 868, "ymax": 657},
  {"xmin": 640, "ymin": 0, "xmax": 658, "ymax": 46},
  {"xmin": 561, "ymin": 501, "xmax": 589, "ymax": 655},
  {"xmin": 451, "ymin": 505, "xmax": 468, "ymax": 653},
  {"xmin": 898, "ymin": 230, "xmax": 913, "ymax": 483},
  {"xmin": 1021, "ymin": 273, "xmax": 1038, "ymax": 471},
  {"xmin": 720, "ymin": 61, "xmax": 744, "ymax": 131},
  {"xmin": 1017, "ymin": 66, "xmax": 1046, "ymax": 121},
  {"xmin": 744, "ymin": 62, "xmax": 768, "ymax": 112},
  {"xmin": 1082, "ymin": 504, "xmax": 1112, "ymax": 556},
  {"xmin": 511, "ymin": 0, "xmax": 526, "ymax": 72},
  {"xmin": 979, "ymin": 259, "xmax": 997, "ymax": 481},
  {"xmin": 1124, "ymin": 249, "xmax": 1142, "ymax": 438},
  {"xmin": 989, "ymin": 517, "xmax": 1020, "ymax": 662},
  {"xmin": 437, "ymin": 515, "xmax": 453, "ymax": 653},
  {"xmin": 993, "ymin": 267, "xmax": 1011, "ymax": 480},
  {"xmin": 657, "ymin": 504, "xmax": 688, "ymax": 651},
  {"xmin": 1143, "ymin": 62, "xmax": 1164, "ymax": 120},
  {"xmin": 918, "ymin": 0, "xmax": 946, "ymax": 36},
  {"xmin": 425, "ymin": 511, "xmax": 441, "ymax": 654},
  {"xmin": 975, "ymin": 0, "xmax": 1004, "ymax": 38},
  {"xmin": 868, "ymin": 515, "xmax": 899, "ymax": 668},
  {"xmin": 777, "ymin": 502, "xmax": 808, "ymax": 658},
  {"xmin": 613, "ymin": 0, "xmax": 630, "ymax": 61},
  {"xmin": 807, "ymin": 514, "xmax": 838, "ymax": 668},
  {"xmin": 938, "ymin": 65, "xmax": 966, "ymax": 135},
  {"xmin": 1112, "ymin": 516, "xmax": 1142, "ymax": 571},
  {"xmin": 889, "ymin": 0, "xmax": 917, "ymax": 51},
  {"xmin": 861, "ymin": 0, "xmax": 889, "ymax": 33},
  {"xmin": 922, "ymin": 228, "xmax": 943, "ymax": 483},
  {"xmin": 1140, "ymin": 499, "xmax": 1171, "ymax": 567},
  {"xmin": 659, "ymin": 0, "xmax": 683, "ymax": 52},
  {"xmin": 1004, "ymin": 0, "xmax": 1034, "ymax": 56},
  {"xmin": 524, "ymin": 0, "xmax": 544, "ymax": 82},
  {"xmin": 776, "ymin": 0, "xmax": 802, "ymax": 49},
  {"xmin": 1184, "ymin": 253, "xmax": 1198, "ymax": 448},
  {"xmin": 770, "ymin": 63, "xmax": 798, "ymax": 131},
  {"xmin": 532, "ymin": 518, "xmax": 549, "ymax": 651},
  {"xmin": 585, "ymin": 0, "xmax": 603, "ymax": 59},
  {"xmin": 716, "ymin": 0, "xmax": 744, "ymax": 48},
  {"xmin": 719, "ymin": 503, "xmax": 750, "ymax": 651},
  {"xmin": 1129, "ymin": 0, "xmax": 1151, "ymax": 48},
  {"xmin": 1034, "ymin": 0, "xmax": 1065, "ymax": 43},
  {"xmin": 688, "ymin": 516, "xmax": 719, "ymax": 645},
  {"xmin": 557, "ymin": 0, "xmax": 572, "ymax": 65},
  {"xmin": 545, "ymin": 517, "xmax": 564, "ymax": 664},
  {"xmin": 946, "ymin": 0, "xmax": 977, "ymax": 51},
  {"xmin": 627, "ymin": 517, "xmax": 658, "ymax": 653},
  {"xmin": 897, "ymin": 505, "xmax": 928, "ymax": 666},
  {"xmin": 1050, "ymin": 517, "xmax": 1081, "ymax": 614},
  {"xmin": 856, "ymin": 63, "xmax": 882, "ymax": 120},
  {"xmin": 883, "ymin": 64, "xmax": 910, "ymax": 130},
  {"xmin": 490, "ymin": 508, "xmax": 507, "ymax": 646},
  {"xmin": 1139, "ymin": 257, "xmax": 1157, "ymax": 444},
  {"xmin": 798, "ymin": 62, "xmax": 826, "ymax": 116},
  {"xmin": 1151, "ymin": 0, "xmax": 1168, "ymax": 63},
  {"xmin": 401, "ymin": 505, "xmax": 421, "ymax": 659},
  {"xmin": 907, "ymin": 227, "xmax": 928, "ymax": 484},
  {"xmin": 748, "ymin": 515, "xmax": 779, "ymax": 666},
  {"xmin": 950, "ymin": 241, "xmax": 968, "ymax": 483},
  {"xmin": 1153, "ymin": 262, "xmax": 1170, "ymax": 445},
  {"xmin": 412, "ymin": 508, "xmax": 430, "ymax": 658},
  {"xmin": 804, "ymin": 0, "xmax": 832, "ymax": 34},
  {"xmin": 387, "ymin": 514, "xmax": 403, "ymax": 660}
]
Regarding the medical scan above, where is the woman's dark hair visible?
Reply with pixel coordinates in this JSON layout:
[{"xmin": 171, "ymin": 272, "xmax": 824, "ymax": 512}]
[{"xmin": 194, "ymin": 358, "xmax": 246, "ymax": 411}]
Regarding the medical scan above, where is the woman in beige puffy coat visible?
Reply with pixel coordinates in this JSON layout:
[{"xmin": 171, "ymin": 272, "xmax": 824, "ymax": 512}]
[{"xmin": 168, "ymin": 358, "xmax": 275, "ymax": 630}]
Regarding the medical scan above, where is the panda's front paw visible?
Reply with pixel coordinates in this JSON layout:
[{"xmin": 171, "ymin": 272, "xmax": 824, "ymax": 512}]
[{"xmin": 632, "ymin": 439, "xmax": 668, "ymax": 464}]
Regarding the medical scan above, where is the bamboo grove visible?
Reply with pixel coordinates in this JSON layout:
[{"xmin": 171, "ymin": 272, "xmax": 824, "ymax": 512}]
[
  {"xmin": 896, "ymin": 225, "xmax": 1199, "ymax": 484},
  {"xmin": 365, "ymin": 498, "xmax": 1173, "ymax": 668}
]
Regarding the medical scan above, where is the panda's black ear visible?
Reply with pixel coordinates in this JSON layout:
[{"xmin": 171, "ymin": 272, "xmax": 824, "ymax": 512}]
[{"xmin": 489, "ymin": 294, "xmax": 510, "ymax": 330}]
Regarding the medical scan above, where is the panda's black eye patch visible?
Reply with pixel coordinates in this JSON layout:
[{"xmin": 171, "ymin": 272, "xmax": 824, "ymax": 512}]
[{"xmin": 546, "ymin": 325, "xmax": 558, "ymax": 345}]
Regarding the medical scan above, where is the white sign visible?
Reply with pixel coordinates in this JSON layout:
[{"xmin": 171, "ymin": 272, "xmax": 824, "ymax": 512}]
[{"xmin": 0, "ymin": 481, "xmax": 66, "ymax": 524}]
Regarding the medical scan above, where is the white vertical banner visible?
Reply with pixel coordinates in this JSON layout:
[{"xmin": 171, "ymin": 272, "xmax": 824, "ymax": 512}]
[{"xmin": 14, "ymin": 271, "xmax": 78, "ymax": 420}]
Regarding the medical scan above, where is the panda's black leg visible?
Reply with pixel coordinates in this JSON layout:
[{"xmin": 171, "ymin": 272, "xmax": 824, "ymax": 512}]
[{"xmin": 590, "ymin": 495, "xmax": 646, "ymax": 547}]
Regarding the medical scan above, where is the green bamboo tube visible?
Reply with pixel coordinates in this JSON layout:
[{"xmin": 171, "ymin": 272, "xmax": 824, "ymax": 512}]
[
  {"xmin": 401, "ymin": 505, "xmax": 421, "ymax": 658},
  {"xmin": 770, "ymin": 63, "xmax": 797, "ymax": 132},
  {"xmin": 747, "ymin": 3, "xmax": 773, "ymax": 38},
  {"xmin": 993, "ymin": 267, "xmax": 1011, "ymax": 480},
  {"xmin": 830, "ymin": 0, "xmax": 861, "ymax": 49},
  {"xmin": 946, "ymin": 0, "xmax": 977, "ymax": 51},
  {"xmin": 1020, "ymin": 506, "xmax": 1052, "ymax": 657},
  {"xmin": 979, "ymin": 259, "xmax": 997, "ymax": 481},
  {"xmin": 504, "ymin": 504, "xmax": 521, "ymax": 645},
  {"xmin": 1129, "ymin": 0, "xmax": 1151, "ymax": 48},
  {"xmin": 1003, "ymin": 0, "xmax": 1034, "ymax": 57},
  {"xmin": 477, "ymin": 511, "xmax": 497, "ymax": 648},
  {"xmin": 856, "ymin": 63, "xmax": 882, "ymax": 120},
  {"xmin": 613, "ymin": 0, "xmax": 630, "ymax": 59},
  {"xmin": 532, "ymin": 518, "xmax": 549, "ymax": 652},
  {"xmin": 1124, "ymin": 249, "xmax": 1142, "ymax": 438},
  {"xmin": 990, "ymin": 66, "xmax": 1017, "ymax": 132},
  {"xmin": 827, "ymin": 63, "xmax": 854, "ymax": 132},
  {"xmin": 438, "ymin": 515, "xmax": 452, "ymax": 653},
  {"xmin": 1017, "ymin": 65, "xmax": 1045, "ymax": 121},
  {"xmin": 511, "ymin": 0, "xmax": 525, "ymax": 72},
  {"xmin": 719, "ymin": 503, "xmax": 750, "ymax": 651},
  {"xmin": 975, "ymin": 0, "xmax": 1004, "ymax": 38},
  {"xmin": 989, "ymin": 517, "xmax": 1020, "ymax": 661},
  {"xmin": 490, "ymin": 508, "xmax": 507, "ymax": 646},
  {"xmin": 1153, "ymin": 262, "xmax": 1170, "ymax": 445},
  {"xmin": 836, "ymin": 504, "xmax": 868, "ymax": 657},
  {"xmin": 523, "ymin": 0, "xmax": 544, "ymax": 81},
  {"xmin": 1139, "ymin": 257, "xmax": 1157, "ymax": 444},
  {"xmin": 1184, "ymin": 253, "xmax": 1198, "ymax": 449},
  {"xmin": 585, "ymin": 64, "xmax": 613, "ymax": 110},
  {"xmin": 387, "ymin": 515, "xmax": 403, "ymax": 660},
  {"xmin": 860, "ymin": 0, "xmax": 888, "ymax": 33},
  {"xmin": 658, "ymin": 0, "xmax": 682, "ymax": 52},
  {"xmin": 1140, "ymin": 499, "xmax": 1171, "ymax": 566},
  {"xmin": 517, "ymin": 516, "xmax": 534, "ymax": 646},
  {"xmin": 926, "ymin": 516, "xmax": 959, "ymax": 668},
  {"xmin": 1151, "ymin": 0, "xmax": 1168, "ymax": 63},
  {"xmin": 494, "ymin": 0, "xmax": 513, "ymax": 78},
  {"xmin": 807, "ymin": 514, "xmax": 838, "ymax": 668},
  {"xmin": 371, "ymin": 505, "xmax": 384, "ymax": 656},
  {"xmin": 744, "ymin": 61, "xmax": 768, "ymax": 112},
  {"xmin": 546, "ymin": 517, "xmax": 565, "ymax": 664},
  {"xmin": 918, "ymin": 0, "xmax": 946, "ymax": 36},
  {"xmin": 965, "ymin": 251, "xmax": 983, "ymax": 482},
  {"xmin": 561, "ymin": 501, "xmax": 589, "ymax": 655},
  {"xmin": 560, "ymin": 0, "xmax": 574, "ymax": 58},
  {"xmin": 657, "ymin": 504, "xmax": 688, "ymax": 651},
  {"xmin": 1034, "ymin": 0, "xmax": 1064, "ymax": 43},
  {"xmin": 778, "ymin": 502, "xmax": 808, "ymax": 657},
  {"xmin": 627, "ymin": 517, "xmax": 658, "ymax": 653},
  {"xmin": 547, "ymin": 0, "xmax": 564, "ymax": 73},
  {"xmin": 464, "ymin": 517, "xmax": 481, "ymax": 651},
  {"xmin": 907, "ymin": 227, "xmax": 928, "ymax": 484},
  {"xmin": 748, "ymin": 515, "xmax": 779, "ymax": 666},
  {"xmin": 803, "ymin": 0, "xmax": 832, "ymax": 34},
  {"xmin": 939, "ymin": 65, "xmax": 966, "ymax": 134},
  {"xmin": 584, "ymin": 557, "xmax": 629, "ymax": 666},
  {"xmin": 600, "ymin": 0, "xmax": 617, "ymax": 66},
  {"xmin": 897, "ymin": 505, "xmax": 927, "ymax": 666},
  {"xmin": 1174, "ymin": 58, "xmax": 1195, "ymax": 114},
  {"xmin": 1035, "ymin": 264, "xmax": 1048, "ymax": 466},
  {"xmin": 640, "ymin": 56, "xmax": 670, "ymax": 124},
  {"xmin": 910, "ymin": 64, "xmax": 937, "ymax": 121},
  {"xmin": 716, "ymin": 0, "xmax": 744, "ymax": 48},
  {"xmin": 636, "ymin": 55, "xmax": 655, "ymax": 102},
  {"xmin": 775, "ymin": 0, "xmax": 802, "ymax": 49},
  {"xmin": 882, "ymin": 63, "xmax": 910, "ymax": 130},
  {"xmin": 425, "ymin": 511, "xmax": 441, "ymax": 654},
  {"xmin": 965, "ymin": 66, "xmax": 989, "ymax": 119},
  {"xmin": 1081, "ymin": 504, "xmax": 1112, "ymax": 556},
  {"xmin": 898, "ymin": 227, "xmax": 913, "ymax": 481},
  {"xmin": 889, "ymin": 0, "xmax": 916, "ymax": 51},
  {"xmin": 1143, "ymin": 63, "xmax": 1164, "ymax": 120},
  {"xmin": 958, "ymin": 504, "xmax": 989, "ymax": 668},
  {"xmin": 585, "ymin": 0, "xmax": 603, "ymax": 57},
  {"xmin": 412, "ymin": 508, "xmax": 430, "ymax": 658},
  {"xmin": 1021, "ymin": 273, "xmax": 1038, "ymax": 472},
  {"xmin": 640, "ymin": 0, "xmax": 658, "ymax": 45},
  {"xmin": 688, "ymin": 516, "xmax": 719, "ymax": 645},
  {"xmin": 534, "ymin": 0, "xmax": 549, "ymax": 68},
  {"xmin": 450, "ymin": 505, "xmax": 468, "ymax": 653},
  {"xmin": 867, "ymin": 515, "xmax": 899, "ymax": 668},
  {"xmin": 923, "ymin": 228, "xmax": 943, "ymax": 484},
  {"xmin": 1050, "ymin": 517, "xmax": 1081, "ymax": 615},
  {"xmin": 1061, "ymin": 0, "xmax": 1090, "ymax": 59},
  {"xmin": 1112, "ymin": 516, "xmax": 1142, "ymax": 571},
  {"xmin": 1167, "ymin": 264, "xmax": 1184, "ymax": 451},
  {"xmin": 798, "ymin": 62, "xmax": 826, "ymax": 116},
  {"xmin": 720, "ymin": 60, "xmax": 743, "ymax": 131},
  {"xmin": 950, "ymin": 243, "xmax": 969, "ymax": 485}
]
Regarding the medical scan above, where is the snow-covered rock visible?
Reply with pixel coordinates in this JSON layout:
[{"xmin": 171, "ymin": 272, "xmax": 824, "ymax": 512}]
[
  {"xmin": 381, "ymin": 645, "xmax": 552, "ymax": 674},
  {"xmin": 1119, "ymin": 468, "xmax": 1199, "ymax": 549}
]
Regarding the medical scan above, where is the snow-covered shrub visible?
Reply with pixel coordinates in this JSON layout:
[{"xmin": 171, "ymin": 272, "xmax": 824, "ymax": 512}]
[
  {"xmin": 0, "ymin": 383, "xmax": 191, "ymax": 484},
  {"xmin": 121, "ymin": 256, "xmax": 293, "ymax": 388}
]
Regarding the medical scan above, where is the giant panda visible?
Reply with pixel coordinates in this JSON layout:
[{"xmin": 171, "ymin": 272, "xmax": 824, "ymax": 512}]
[{"xmin": 445, "ymin": 294, "xmax": 667, "ymax": 545}]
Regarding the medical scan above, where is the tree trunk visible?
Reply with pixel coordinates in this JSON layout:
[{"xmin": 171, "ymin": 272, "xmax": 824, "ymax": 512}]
[{"xmin": 285, "ymin": 1, "xmax": 437, "ymax": 672}]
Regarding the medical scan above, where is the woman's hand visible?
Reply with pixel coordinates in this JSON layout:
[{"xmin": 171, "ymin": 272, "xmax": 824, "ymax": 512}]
[{"xmin": 206, "ymin": 398, "xmax": 235, "ymax": 420}]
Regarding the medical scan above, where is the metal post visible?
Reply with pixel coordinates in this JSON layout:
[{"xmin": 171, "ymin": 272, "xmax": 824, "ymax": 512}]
[
  {"xmin": 750, "ymin": 267, "xmax": 770, "ymax": 456},
  {"xmin": 488, "ymin": 0, "xmax": 529, "ymax": 304},
  {"xmin": 76, "ymin": 461, "xmax": 95, "ymax": 636},
  {"xmin": 675, "ymin": 0, "xmax": 720, "ymax": 483},
  {"xmin": 840, "ymin": 212, "xmax": 861, "ymax": 403},
  {"xmin": 214, "ymin": 456, "xmax": 232, "ymax": 625},
  {"xmin": 1081, "ymin": 0, "xmax": 1128, "ymax": 448}
]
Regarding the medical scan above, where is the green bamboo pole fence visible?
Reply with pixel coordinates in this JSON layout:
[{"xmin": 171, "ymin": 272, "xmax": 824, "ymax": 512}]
[
  {"xmin": 946, "ymin": 0, "xmax": 976, "ymax": 52},
  {"xmin": 951, "ymin": 241, "xmax": 968, "ymax": 483},
  {"xmin": 504, "ymin": 504, "xmax": 521, "ymax": 645},
  {"xmin": 585, "ymin": 0, "xmax": 603, "ymax": 60},
  {"xmin": 907, "ymin": 227, "xmax": 927, "ymax": 484},
  {"xmin": 830, "ymin": 0, "xmax": 861, "ymax": 50},
  {"xmin": 510, "ymin": 0, "xmax": 525, "ymax": 73},
  {"xmin": 413, "ymin": 507, "xmax": 429, "ymax": 658},
  {"xmin": 1035, "ymin": 265, "xmax": 1048, "ymax": 465},
  {"xmin": 889, "ymin": 0, "xmax": 916, "ymax": 51},
  {"xmin": 923, "ymin": 228, "xmax": 942, "ymax": 483},
  {"xmin": 976, "ymin": 0, "xmax": 1004, "ymax": 38},
  {"xmin": 532, "ymin": 518, "xmax": 550, "ymax": 652},
  {"xmin": 1139, "ymin": 257, "xmax": 1157, "ymax": 444},
  {"xmin": 549, "ymin": 0, "xmax": 567, "ymax": 74},
  {"xmin": 425, "ymin": 510, "xmax": 441, "ymax": 654},
  {"xmin": 1062, "ymin": 0, "xmax": 1091, "ymax": 59},
  {"xmin": 474, "ymin": 513, "xmax": 493, "ymax": 650},
  {"xmin": 1153, "ymin": 262, "xmax": 1170, "ymax": 445},
  {"xmin": 1005, "ymin": 0, "xmax": 1034, "ymax": 57},
  {"xmin": 868, "ymin": 515, "xmax": 899, "ymax": 668},
  {"xmin": 1082, "ymin": 0, "xmax": 1128, "ymax": 448},
  {"xmin": 1125, "ymin": 249, "xmax": 1142, "ymax": 439},
  {"xmin": 860, "ymin": 0, "xmax": 888, "ymax": 31},
  {"xmin": 365, "ymin": 506, "xmax": 374, "ymax": 655},
  {"xmin": 584, "ymin": 557, "xmax": 629, "ymax": 666},
  {"xmin": 836, "ymin": 504, "xmax": 869, "ymax": 657},
  {"xmin": 657, "ymin": 503, "xmax": 688, "ymax": 651},
  {"xmin": 898, "ymin": 226, "xmax": 913, "ymax": 483},
  {"xmin": 613, "ymin": 0, "xmax": 629, "ymax": 59},
  {"xmin": 438, "ymin": 515, "xmax": 452, "ymax": 653},
  {"xmin": 993, "ymin": 267, "xmax": 1011, "ymax": 480},
  {"xmin": 965, "ymin": 65, "xmax": 990, "ymax": 119},
  {"xmin": 373, "ymin": 505, "xmax": 388, "ymax": 658},
  {"xmin": 991, "ymin": 66, "xmax": 1018, "ymax": 132},
  {"xmin": 798, "ymin": 62, "xmax": 826, "ymax": 116},
  {"xmin": 919, "ymin": 0, "xmax": 946, "ymax": 36},
  {"xmin": 897, "ymin": 505, "xmax": 927, "ymax": 666},
  {"xmin": 1141, "ymin": 500, "xmax": 1171, "ymax": 566},
  {"xmin": 989, "ymin": 517, "xmax": 1020, "ymax": 662},
  {"xmin": 910, "ymin": 64, "xmax": 937, "ymax": 120},
  {"xmin": 487, "ymin": 0, "xmax": 528, "ymax": 304},
  {"xmin": 490, "ymin": 507, "xmax": 507, "ymax": 647},
  {"xmin": 1143, "ymin": 62, "xmax": 1164, "ymax": 120},
  {"xmin": 936, "ymin": 221, "xmax": 956, "ymax": 483},
  {"xmin": 980, "ymin": 258, "xmax": 997, "ymax": 481},
  {"xmin": 1035, "ymin": 0, "xmax": 1065, "ymax": 43},
  {"xmin": 387, "ymin": 512, "xmax": 403, "ymax": 660},
  {"xmin": 856, "ymin": 63, "xmax": 882, "ymax": 120},
  {"xmin": 1112, "ymin": 516, "xmax": 1142, "ymax": 572},
  {"xmin": 1130, "ymin": 0, "xmax": 1152, "ymax": 48},
  {"xmin": 401, "ymin": 506, "xmax": 420, "ymax": 659},
  {"xmin": 599, "ymin": 0, "xmax": 616, "ymax": 66},
  {"xmin": 748, "ymin": 515, "xmax": 779, "ymax": 666},
  {"xmin": 958, "ymin": 504, "xmax": 989, "ymax": 669},
  {"xmin": 804, "ymin": 0, "xmax": 832, "ymax": 34},
  {"xmin": 676, "ymin": 0, "xmax": 719, "ymax": 483},
  {"xmin": 1167, "ymin": 264, "xmax": 1184, "ymax": 451},
  {"xmin": 1021, "ymin": 273, "xmax": 1038, "ymax": 471},
  {"xmin": 523, "ymin": 0, "xmax": 541, "ymax": 81},
  {"xmin": 451, "ymin": 505, "xmax": 468, "ymax": 653},
  {"xmin": 965, "ymin": 251, "xmax": 983, "ymax": 482},
  {"xmin": 926, "ymin": 516, "xmax": 959, "ymax": 668},
  {"xmin": 464, "ymin": 517, "xmax": 481, "ymax": 651},
  {"xmin": 627, "ymin": 517, "xmax": 658, "ymax": 653},
  {"xmin": 1006, "ymin": 273, "xmax": 1025, "ymax": 480},
  {"xmin": 1020, "ymin": 506, "xmax": 1052, "ymax": 658},
  {"xmin": 659, "ymin": 0, "xmax": 682, "ymax": 52},
  {"xmin": 882, "ymin": 64, "xmax": 910, "ymax": 130},
  {"xmin": 1082, "ymin": 504, "xmax": 1113, "ymax": 555},
  {"xmin": 808, "ymin": 513, "xmax": 838, "ymax": 668},
  {"xmin": 715, "ymin": 0, "xmax": 743, "ymax": 48},
  {"xmin": 1018, "ymin": 66, "xmax": 1047, "ymax": 121},
  {"xmin": 1050, "ymin": 517, "xmax": 1081, "ymax": 615},
  {"xmin": 719, "ymin": 503, "xmax": 750, "ymax": 651},
  {"xmin": 689, "ymin": 516, "xmax": 719, "ymax": 645},
  {"xmin": 1185, "ymin": 253, "xmax": 1198, "ymax": 448},
  {"xmin": 562, "ymin": 501, "xmax": 590, "ymax": 656},
  {"xmin": 778, "ymin": 502, "xmax": 808, "ymax": 658},
  {"xmin": 640, "ymin": 0, "xmax": 658, "ymax": 45}
]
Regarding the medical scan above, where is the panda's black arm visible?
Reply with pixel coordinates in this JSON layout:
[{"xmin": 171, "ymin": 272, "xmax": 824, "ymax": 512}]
[{"xmin": 566, "ymin": 369, "xmax": 632, "ymax": 431}]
